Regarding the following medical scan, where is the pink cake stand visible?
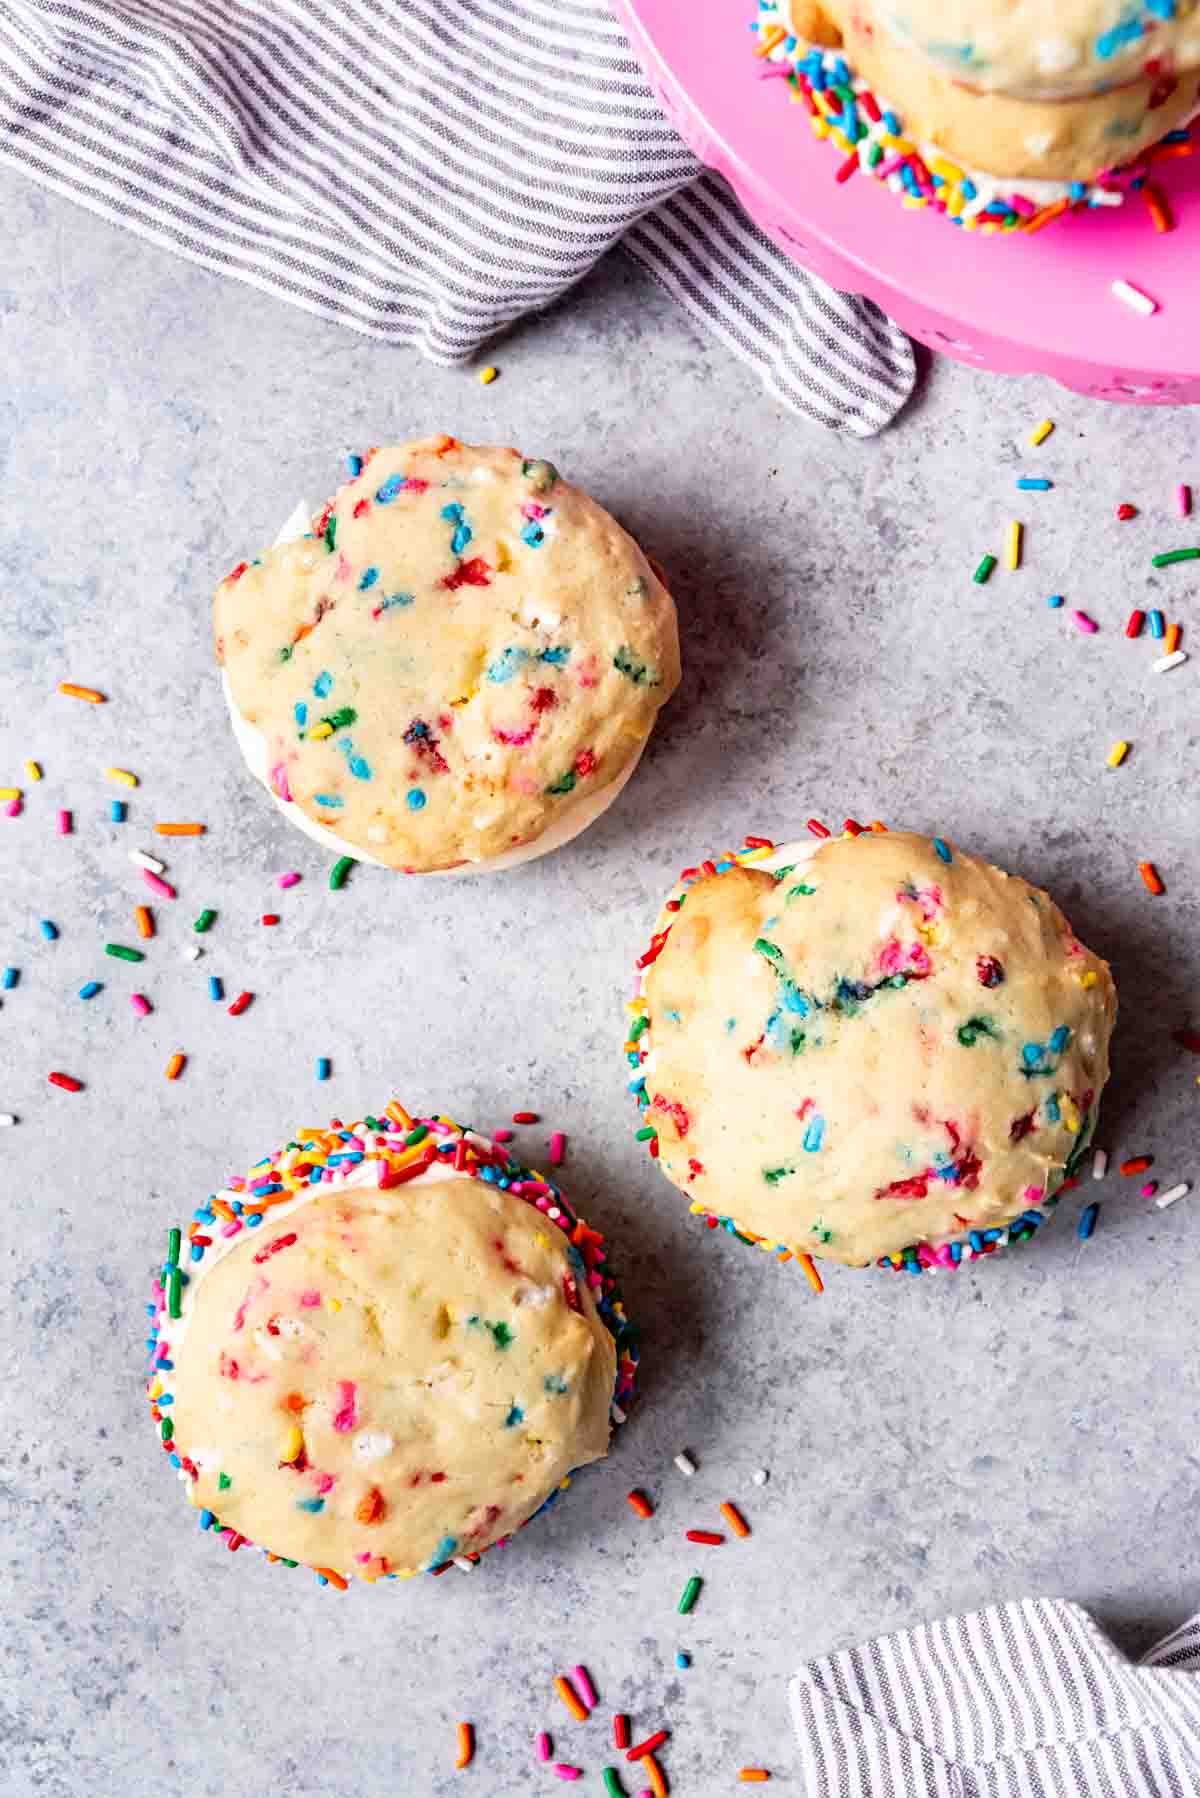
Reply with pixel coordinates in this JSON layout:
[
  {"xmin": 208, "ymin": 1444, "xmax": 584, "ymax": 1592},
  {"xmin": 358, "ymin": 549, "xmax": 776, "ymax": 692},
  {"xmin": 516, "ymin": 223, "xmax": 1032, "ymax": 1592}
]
[{"xmin": 612, "ymin": 0, "xmax": 1200, "ymax": 401}]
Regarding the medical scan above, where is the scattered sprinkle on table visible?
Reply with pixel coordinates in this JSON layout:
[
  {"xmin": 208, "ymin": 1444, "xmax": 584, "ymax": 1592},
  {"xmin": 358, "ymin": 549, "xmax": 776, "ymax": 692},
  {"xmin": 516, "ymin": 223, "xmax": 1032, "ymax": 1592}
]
[
  {"xmin": 316, "ymin": 1056, "xmax": 331, "ymax": 1081},
  {"xmin": 78, "ymin": 981, "xmax": 102, "ymax": 1000},
  {"xmin": 553, "ymin": 1768, "xmax": 582, "ymax": 1784},
  {"xmin": 686, "ymin": 1529, "xmax": 724, "ymax": 1545},
  {"xmin": 1047, "ymin": 594, "xmax": 1063, "ymax": 609},
  {"xmin": 1165, "ymin": 623, "xmax": 1182, "ymax": 655},
  {"xmin": 642, "ymin": 1758, "xmax": 668, "ymax": 1798},
  {"xmin": 550, "ymin": 1130, "xmax": 566, "ymax": 1165},
  {"xmin": 678, "ymin": 1576, "xmax": 702, "ymax": 1615},
  {"xmin": 1156, "ymin": 1182, "xmax": 1190, "ymax": 1211},
  {"xmin": 972, "ymin": 553, "xmax": 996, "ymax": 584},
  {"xmin": 554, "ymin": 1676, "xmax": 589, "ymax": 1723},
  {"xmin": 739, "ymin": 1772, "xmax": 771, "ymax": 1784},
  {"xmin": 1106, "ymin": 742, "xmax": 1129, "ymax": 769},
  {"xmin": 1071, "ymin": 611, "xmax": 1098, "ymax": 634},
  {"xmin": 0, "ymin": 1114, "xmax": 16, "ymax": 1128},
  {"xmin": 1177, "ymin": 484, "xmax": 1192, "ymax": 517},
  {"xmin": 329, "ymin": 855, "xmax": 355, "ymax": 890},
  {"xmin": 1138, "ymin": 861, "xmax": 1165, "ymax": 896},
  {"xmin": 626, "ymin": 1730, "xmax": 669, "ymax": 1763},
  {"xmin": 110, "ymin": 800, "xmax": 126, "ymax": 823},
  {"xmin": 455, "ymin": 1722, "xmax": 474, "ymax": 1769},
  {"xmin": 208, "ymin": 976, "xmax": 223, "ymax": 1001},
  {"xmin": 1029, "ymin": 419, "xmax": 1054, "ymax": 446},
  {"xmin": 721, "ymin": 1501, "xmax": 750, "ymax": 1537},
  {"xmin": 1121, "ymin": 1155, "xmax": 1153, "ymax": 1176},
  {"xmin": 48, "ymin": 1072, "xmax": 83, "ymax": 1092},
  {"xmin": 537, "ymin": 1732, "xmax": 552, "ymax": 1763},
  {"xmin": 602, "ymin": 1769, "xmax": 627, "ymax": 1798},
  {"xmin": 277, "ymin": 870, "xmax": 301, "ymax": 888},
  {"xmin": 1078, "ymin": 1202, "xmax": 1099, "ymax": 1240},
  {"xmin": 674, "ymin": 1451, "xmax": 696, "ymax": 1477},
  {"xmin": 57, "ymin": 682, "xmax": 105, "ymax": 703},
  {"xmin": 675, "ymin": 1651, "xmax": 691, "ymax": 1669},
  {"xmin": 1111, "ymin": 278, "xmax": 1158, "ymax": 316},
  {"xmin": 155, "ymin": 822, "xmax": 205, "ymax": 836},
  {"xmin": 130, "ymin": 993, "xmax": 152, "ymax": 1018},
  {"xmin": 1006, "ymin": 520, "xmax": 1022, "ymax": 570},
  {"xmin": 143, "ymin": 870, "xmax": 176, "ymax": 900},
  {"xmin": 105, "ymin": 767, "xmax": 138, "ymax": 787},
  {"xmin": 24, "ymin": 760, "xmax": 41, "ymax": 781},
  {"xmin": 1141, "ymin": 1180, "xmax": 1158, "ymax": 1199},
  {"xmin": 513, "ymin": 1109, "xmax": 539, "ymax": 1124},
  {"xmin": 1016, "ymin": 478, "xmax": 1052, "ymax": 492},
  {"xmin": 1126, "ymin": 609, "xmax": 1145, "ymax": 637},
  {"xmin": 614, "ymin": 1715, "xmax": 630, "ymax": 1750},
  {"xmin": 573, "ymin": 1666, "xmax": 598, "ymax": 1710},
  {"xmin": 130, "ymin": 850, "xmax": 166, "ymax": 874},
  {"xmin": 228, "ymin": 991, "xmax": 254, "ymax": 1016},
  {"xmin": 194, "ymin": 910, "xmax": 216, "ymax": 933},
  {"xmin": 1093, "ymin": 1149, "xmax": 1109, "ymax": 1180},
  {"xmin": 181, "ymin": 945, "xmax": 201, "ymax": 962},
  {"xmin": 261, "ymin": 913, "xmax": 280, "ymax": 926},
  {"xmin": 134, "ymin": 906, "xmax": 155, "ymax": 939},
  {"xmin": 39, "ymin": 919, "xmax": 58, "ymax": 941},
  {"xmin": 479, "ymin": 365, "xmax": 499, "ymax": 384},
  {"xmin": 165, "ymin": 1053, "xmax": 186, "ymax": 1081},
  {"xmin": 105, "ymin": 943, "xmax": 144, "ymax": 962},
  {"xmin": 752, "ymin": 1468, "xmax": 769, "ymax": 1485},
  {"xmin": 0, "ymin": 787, "xmax": 20, "ymax": 802},
  {"xmin": 1153, "ymin": 649, "xmax": 1188, "ymax": 673},
  {"xmin": 1, "ymin": 967, "xmax": 17, "ymax": 990},
  {"xmin": 1117, "ymin": 503, "xmax": 1138, "ymax": 521},
  {"xmin": 627, "ymin": 1489, "xmax": 654, "ymax": 1519},
  {"xmin": 1151, "ymin": 548, "xmax": 1200, "ymax": 568},
  {"xmin": 1149, "ymin": 609, "xmax": 1166, "ymax": 639}
]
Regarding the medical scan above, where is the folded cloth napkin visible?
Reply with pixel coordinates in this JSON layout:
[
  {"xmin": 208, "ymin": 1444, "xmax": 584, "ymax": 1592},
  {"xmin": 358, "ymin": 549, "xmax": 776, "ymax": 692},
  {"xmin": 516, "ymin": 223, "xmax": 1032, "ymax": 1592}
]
[
  {"xmin": 0, "ymin": 0, "xmax": 914, "ymax": 437},
  {"xmin": 791, "ymin": 1598, "xmax": 1200, "ymax": 1796}
]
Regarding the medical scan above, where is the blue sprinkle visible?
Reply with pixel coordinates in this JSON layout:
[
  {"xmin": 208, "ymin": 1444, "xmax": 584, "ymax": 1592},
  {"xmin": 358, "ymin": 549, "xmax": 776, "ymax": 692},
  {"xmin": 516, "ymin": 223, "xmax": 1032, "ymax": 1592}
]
[
  {"xmin": 539, "ymin": 646, "xmax": 571, "ymax": 666},
  {"xmin": 1095, "ymin": 16, "xmax": 1143, "ymax": 56},
  {"xmin": 803, "ymin": 1115, "xmax": 826, "ymax": 1153},
  {"xmin": 544, "ymin": 1374, "xmax": 570, "ymax": 1394},
  {"xmin": 441, "ymin": 503, "xmax": 472, "ymax": 555},
  {"xmin": 110, "ymin": 800, "xmax": 126, "ymax": 823},
  {"xmin": 1016, "ymin": 478, "xmax": 1053, "ymax": 491},
  {"xmin": 375, "ymin": 474, "xmax": 409, "ymax": 505},
  {"xmin": 208, "ymin": 976, "xmax": 223, "ymax": 1002},
  {"xmin": 1047, "ymin": 594, "xmax": 1064, "ymax": 608},
  {"xmin": 504, "ymin": 1404, "xmax": 525, "ymax": 1427},
  {"xmin": 1044, "ymin": 1093, "xmax": 1061, "ymax": 1122},
  {"xmin": 427, "ymin": 1535, "xmax": 458, "ymax": 1570},
  {"xmin": 348, "ymin": 755, "xmax": 372, "ymax": 780},
  {"xmin": 933, "ymin": 838, "xmax": 952, "ymax": 864},
  {"xmin": 487, "ymin": 646, "xmax": 529, "ymax": 682},
  {"xmin": 189, "ymin": 1245, "xmax": 204, "ymax": 1261},
  {"xmin": 676, "ymin": 1652, "xmax": 692, "ymax": 1669},
  {"xmin": 78, "ymin": 981, "xmax": 101, "ymax": 1000},
  {"xmin": 313, "ymin": 671, "xmax": 333, "ymax": 698},
  {"xmin": 961, "ymin": 177, "xmax": 977, "ymax": 200},
  {"xmin": 346, "ymin": 453, "xmax": 363, "ymax": 477},
  {"xmin": 1022, "ymin": 1042, "xmax": 1043, "ymax": 1066},
  {"xmin": 316, "ymin": 1057, "xmax": 331, "ymax": 1081},
  {"xmin": 375, "ymin": 591, "xmax": 414, "ymax": 613},
  {"xmin": 294, "ymin": 701, "xmax": 308, "ymax": 728},
  {"xmin": 245, "ymin": 1213, "xmax": 263, "ymax": 1228},
  {"xmin": 295, "ymin": 1497, "xmax": 325, "ymax": 1513},
  {"xmin": 520, "ymin": 520, "xmax": 545, "ymax": 548},
  {"xmin": 1078, "ymin": 1202, "xmax": 1100, "ymax": 1240},
  {"xmin": 39, "ymin": 920, "xmax": 58, "ymax": 941},
  {"xmin": 358, "ymin": 566, "xmax": 380, "ymax": 591},
  {"xmin": 2, "ymin": 967, "xmax": 18, "ymax": 989},
  {"xmin": 407, "ymin": 788, "xmax": 427, "ymax": 811},
  {"xmin": 1049, "ymin": 1025, "xmax": 1071, "ymax": 1053},
  {"xmin": 314, "ymin": 794, "xmax": 344, "ymax": 808},
  {"xmin": 199, "ymin": 1510, "xmax": 215, "ymax": 1531},
  {"xmin": 1149, "ymin": 609, "xmax": 1165, "ymax": 640}
]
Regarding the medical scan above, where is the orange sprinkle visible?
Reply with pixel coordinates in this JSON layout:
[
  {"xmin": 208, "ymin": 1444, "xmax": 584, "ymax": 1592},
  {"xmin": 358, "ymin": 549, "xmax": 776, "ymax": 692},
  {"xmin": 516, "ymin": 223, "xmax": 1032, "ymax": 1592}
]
[
  {"xmin": 754, "ymin": 21, "xmax": 786, "ymax": 54},
  {"xmin": 57, "ymin": 682, "xmax": 106, "ymax": 703},
  {"xmin": 455, "ymin": 1723, "xmax": 474, "ymax": 1770},
  {"xmin": 1143, "ymin": 183, "xmax": 1174, "ymax": 233},
  {"xmin": 1138, "ymin": 861, "xmax": 1165, "ymax": 896},
  {"xmin": 1021, "ymin": 196, "xmax": 1070, "ymax": 234},
  {"xmin": 210, "ymin": 1197, "xmax": 237, "ymax": 1222},
  {"xmin": 385, "ymin": 1100, "xmax": 415, "ymax": 1129},
  {"xmin": 164, "ymin": 1053, "xmax": 186, "ymax": 1081},
  {"xmin": 643, "ymin": 1752, "xmax": 669, "ymax": 1797},
  {"xmin": 627, "ymin": 1489, "xmax": 654, "ymax": 1519},
  {"xmin": 797, "ymin": 1252, "xmax": 824, "ymax": 1294},
  {"xmin": 869, "ymin": 820, "xmax": 888, "ymax": 832},
  {"xmin": 1166, "ymin": 623, "xmax": 1182, "ymax": 656},
  {"xmin": 554, "ymin": 1675, "xmax": 589, "ymax": 1723},
  {"xmin": 355, "ymin": 1486, "xmax": 386, "ymax": 1525},
  {"xmin": 155, "ymin": 822, "xmax": 206, "ymax": 836},
  {"xmin": 739, "ymin": 1775, "xmax": 771, "ymax": 1785},
  {"xmin": 314, "ymin": 1567, "xmax": 348, "ymax": 1591},
  {"xmin": 1121, "ymin": 1155, "xmax": 1153, "ymax": 1176},
  {"xmin": 720, "ymin": 1501, "xmax": 750, "ymax": 1538},
  {"xmin": 134, "ymin": 906, "xmax": 155, "ymax": 940}
]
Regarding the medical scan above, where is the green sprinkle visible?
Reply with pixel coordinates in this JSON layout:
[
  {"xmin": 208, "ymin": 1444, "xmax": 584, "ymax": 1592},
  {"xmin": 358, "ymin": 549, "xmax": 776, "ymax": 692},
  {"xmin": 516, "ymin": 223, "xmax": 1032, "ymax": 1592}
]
[
  {"xmin": 973, "ymin": 554, "xmax": 997, "ymax": 584},
  {"xmin": 602, "ymin": 1770, "xmax": 628, "ymax": 1798},
  {"xmin": 167, "ymin": 1266, "xmax": 182, "ymax": 1319},
  {"xmin": 405, "ymin": 1124, "xmax": 430, "ymax": 1147},
  {"xmin": 105, "ymin": 943, "xmax": 144, "ymax": 962},
  {"xmin": 629, "ymin": 1015, "xmax": 649, "ymax": 1041},
  {"xmin": 278, "ymin": 646, "xmax": 292, "ymax": 663},
  {"xmin": 193, "ymin": 909, "xmax": 216, "ymax": 934},
  {"xmin": 160, "ymin": 1418, "xmax": 173, "ymax": 1441},
  {"xmin": 613, "ymin": 644, "xmax": 660, "ymax": 687},
  {"xmin": 635, "ymin": 1125, "xmax": 658, "ymax": 1141},
  {"xmin": 521, "ymin": 457, "xmax": 559, "ymax": 494},
  {"xmin": 753, "ymin": 938, "xmax": 783, "ymax": 962},
  {"xmin": 546, "ymin": 769, "xmax": 578, "ymax": 796},
  {"xmin": 786, "ymin": 883, "xmax": 816, "ymax": 900},
  {"xmin": 324, "ymin": 514, "xmax": 337, "ymax": 552},
  {"xmin": 323, "ymin": 707, "xmax": 357, "ymax": 731},
  {"xmin": 1151, "ymin": 548, "xmax": 1200, "ymax": 567},
  {"xmin": 329, "ymin": 856, "xmax": 356, "ymax": 890},
  {"xmin": 764, "ymin": 1164, "xmax": 796, "ymax": 1185},
  {"xmin": 678, "ymin": 1575, "xmax": 702, "ymax": 1615},
  {"xmin": 490, "ymin": 1321, "xmax": 514, "ymax": 1350},
  {"xmin": 166, "ymin": 1227, "xmax": 181, "ymax": 1267},
  {"xmin": 957, "ymin": 1015, "xmax": 999, "ymax": 1047},
  {"xmin": 218, "ymin": 1472, "xmax": 232, "ymax": 1491}
]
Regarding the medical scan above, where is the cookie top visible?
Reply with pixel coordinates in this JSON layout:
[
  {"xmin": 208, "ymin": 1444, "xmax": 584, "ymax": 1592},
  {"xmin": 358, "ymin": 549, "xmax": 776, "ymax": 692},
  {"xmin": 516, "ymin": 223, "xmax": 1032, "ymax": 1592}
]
[
  {"xmin": 149, "ymin": 1109, "xmax": 629, "ymax": 1583},
  {"xmin": 214, "ymin": 439, "xmax": 680, "ymax": 873},
  {"xmin": 635, "ymin": 832, "xmax": 1116, "ymax": 1267},
  {"xmin": 865, "ymin": 0, "xmax": 1200, "ymax": 100}
]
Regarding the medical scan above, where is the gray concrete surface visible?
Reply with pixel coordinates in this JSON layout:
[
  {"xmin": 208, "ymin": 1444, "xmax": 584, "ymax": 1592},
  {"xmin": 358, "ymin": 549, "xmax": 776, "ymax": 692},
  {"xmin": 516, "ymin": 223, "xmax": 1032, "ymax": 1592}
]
[{"xmin": 2, "ymin": 171, "xmax": 1199, "ymax": 1798}]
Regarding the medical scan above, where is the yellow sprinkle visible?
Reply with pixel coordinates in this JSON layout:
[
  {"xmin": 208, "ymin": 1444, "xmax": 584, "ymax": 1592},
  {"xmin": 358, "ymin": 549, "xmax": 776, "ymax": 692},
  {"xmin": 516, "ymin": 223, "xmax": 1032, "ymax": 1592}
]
[
  {"xmin": 1061, "ymin": 1097, "xmax": 1081, "ymax": 1134},
  {"xmin": 0, "ymin": 788, "xmax": 21, "ymax": 802},
  {"xmin": 327, "ymin": 1297, "xmax": 343, "ymax": 1313},
  {"xmin": 148, "ymin": 1378, "xmax": 163, "ymax": 1400},
  {"xmin": 24, "ymin": 761, "xmax": 41, "ymax": 782},
  {"xmin": 811, "ymin": 117, "xmax": 829, "ymax": 139},
  {"xmin": 830, "ymin": 128, "xmax": 852, "ymax": 154},
  {"xmin": 929, "ymin": 157, "xmax": 964, "ymax": 184},
  {"xmin": 902, "ymin": 196, "xmax": 925, "ymax": 210},
  {"xmin": 306, "ymin": 721, "xmax": 334, "ymax": 741},
  {"xmin": 1030, "ymin": 418, "xmax": 1055, "ymax": 446},
  {"xmin": 738, "ymin": 845, "xmax": 775, "ymax": 862},
  {"xmin": 479, "ymin": 365, "xmax": 499, "ymax": 385},
  {"xmin": 1077, "ymin": 969, "xmax": 1098, "ymax": 988},
  {"xmin": 885, "ymin": 136, "xmax": 916, "ymax": 155},
  {"xmin": 280, "ymin": 1425, "xmax": 304, "ymax": 1463},
  {"xmin": 1107, "ymin": 740, "xmax": 1129, "ymax": 768},
  {"xmin": 1006, "ymin": 520, "xmax": 1023, "ymax": 570},
  {"xmin": 495, "ymin": 541, "xmax": 513, "ymax": 572},
  {"xmin": 105, "ymin": 767, "xmax": 139, "ymax": 787}
]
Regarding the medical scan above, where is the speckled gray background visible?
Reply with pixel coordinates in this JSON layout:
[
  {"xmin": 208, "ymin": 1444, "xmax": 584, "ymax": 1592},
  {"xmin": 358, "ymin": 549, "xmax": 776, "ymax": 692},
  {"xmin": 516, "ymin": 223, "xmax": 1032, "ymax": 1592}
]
[{"xmin": 2, "ymin": 171, "xmax": 1199, "ymax": 1798}]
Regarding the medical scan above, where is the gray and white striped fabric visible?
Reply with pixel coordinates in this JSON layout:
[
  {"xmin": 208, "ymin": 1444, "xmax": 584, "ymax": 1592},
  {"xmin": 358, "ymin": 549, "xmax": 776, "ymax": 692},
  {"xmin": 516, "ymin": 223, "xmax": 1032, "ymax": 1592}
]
[
  {"xmin": 0, "ymin": 0, "xmax": 915, "ymax": 437},
  {"xmin": 791, "ymin": 1598, "xmax": 1200, "ymax": 1796}
]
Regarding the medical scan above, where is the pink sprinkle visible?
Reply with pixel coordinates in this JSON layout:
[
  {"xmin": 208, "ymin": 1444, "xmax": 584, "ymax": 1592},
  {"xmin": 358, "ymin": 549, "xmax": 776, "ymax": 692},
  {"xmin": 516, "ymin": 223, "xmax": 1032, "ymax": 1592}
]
[
  {"xmin": 573, "ymin": 1665, "xmax": 598, "ymax": 1709},
  {"xmin": 277, "ymin": 871, "xmax": 301, "ymax": 888},
  {"xmin": 1006, "ymin": 193, "xmax": 1037, "ymax": 219},
  {"xmin": 1178, "ymin": 484, "xmax": 1192, "ymax": 518},
  {"xmin": 1141, "ymin": 1180, "xmax": 1158, "ymax": 1198},
  {"xmin": 332, "ymin": 1379, "xmax": 358, "ymax": 1432},
  {"xmin": 270, "ymin": 763, "xmax": 293, "ymax": 804},
  {"xmin": 493, "ymin": 1128, "xmax": 514, "ymax": 1143},
  {"xmin": 221, "ymin": 1220, "xmax": 243, "ymax": 1238},
  {"xmin": 5, "ymin": 800, "xmax": 21, "ymax": 817},
  {"xmin": 536, "ymin": 1732, "xmax": 552, "ymax": 1763},
  {"xmin": 312, "ymin": 1470, "xmax": 335, "ymax": 1494},
  {"xmin": 130, "ymin": 992, "xmax": 151, "ymax": 1017},
  {"xmin": 1071, "ymin": 611, "xmax": 1099, "ymax": 635},
  {"xmin": 57, "ymin": 809, "xmax": 72, "ymax": 835},
  {"xmin": 553, "ymin": 1769, "xmax": 582, "ymax": 1783},
  {"xmin": 143, "ymin": 869, "xmax": 177, "ymax": 900},
  {"xmin": 298, "ymin": 1289, "xmax": 322, "ymax": 1307},
  {"xmin": 550, "ymin": 1131, "xmax": 567, "ymax": 1166}
]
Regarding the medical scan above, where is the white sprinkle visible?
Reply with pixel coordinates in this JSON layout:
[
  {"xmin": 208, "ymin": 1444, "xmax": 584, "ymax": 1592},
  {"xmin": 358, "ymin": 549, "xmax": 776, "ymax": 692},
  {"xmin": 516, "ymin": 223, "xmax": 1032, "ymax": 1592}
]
[
  {"xmin": 1156, "ymin": 1182, "xmax": 1190, "ymax": 1210},
  {"xmin": 181, "ymin": 945, "xmax": 202, "ymax": 962},
  {"xmin": 610, "ymin": 1402, "xmax": 627, "ymax": 1425},
  {"xmin": 752, "ymin": 1468, "xmax": 769, "ymax": 1486},
  {"xmin": 130, "ymin": 849, "xmax": 166, "ymax": 874},
  {"xmin": 453, "ymin": 1557, "xmax": 476, "ymax": 1573},
  {"xmin": 0, "ymin": 1113, "xmax": 16, "ymax": 1127},
  {"xmin": 674, "ymin": 1451, "xmax": 697, "ymax": 1477},
  {"xmin": 1153, "ymin": 649, "xmax": 1188, "ymax": 674},
  {"xmin": 1092, "ymin": 1149, "xmax": 1108, "ymax": 1180},
  {"xmin": 1111, "ymin": 278, "xmax": 1158, "ymax": 317}
]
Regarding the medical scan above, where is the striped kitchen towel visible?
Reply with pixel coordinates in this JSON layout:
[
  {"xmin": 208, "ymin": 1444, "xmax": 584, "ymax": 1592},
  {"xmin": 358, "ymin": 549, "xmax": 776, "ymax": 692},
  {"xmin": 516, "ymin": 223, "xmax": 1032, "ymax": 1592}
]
[
  {"xmin": 791, "ymin": 1598, "xmax": 1200, "ymax": 1796},
  {"xmin": 0, "ymin": 0, "xmax": 914, "ymax": 437}
]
